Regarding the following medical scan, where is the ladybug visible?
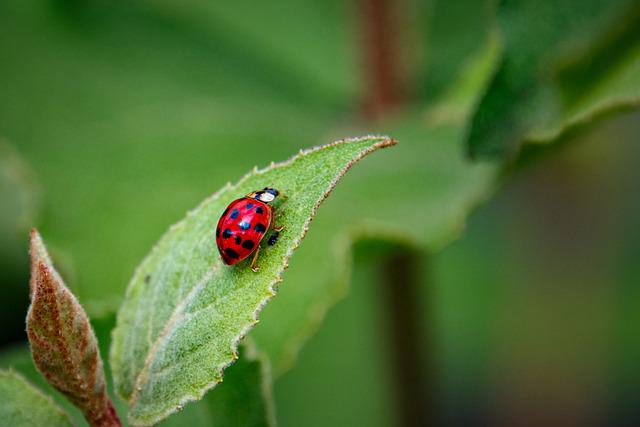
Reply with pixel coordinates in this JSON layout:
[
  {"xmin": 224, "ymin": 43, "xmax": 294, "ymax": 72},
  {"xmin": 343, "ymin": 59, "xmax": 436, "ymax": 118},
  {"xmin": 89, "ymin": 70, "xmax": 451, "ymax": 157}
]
[{"xmin": 216, "ymin": 187, "xmax": 284, "ymax": 271}]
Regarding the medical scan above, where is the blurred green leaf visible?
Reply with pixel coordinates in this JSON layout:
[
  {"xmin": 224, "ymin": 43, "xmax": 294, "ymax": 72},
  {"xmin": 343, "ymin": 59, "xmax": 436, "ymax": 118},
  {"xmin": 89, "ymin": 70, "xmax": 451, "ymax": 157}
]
[
  {"xmin": 110, "ymin": 137, "xmax": 394, "ymax": 425},
  {"xmin": 134, "ymin": 0, "xmax": 360, "ymax": 109},
  {"xmin": 0, "ymin": 141, "xmax": 39, "ymax": 343},
  {"xmin": 27, "ymin": 230, "xmax": 121, "ymax": 427},
  {"xmin": 467, "ymin": 0, "xmax": 640, "ymax": 158},
  {"xmin": 422, "ymin": 0, "xmax": 495, "ymax": 101},
  {"xmin": 0, "ymin": 370, "xmax": 73, "ymax": 427},
  {"xmin": 0, "ymin": 141, "xmax": 38, "ymax": 262},
  {"xmin": 273, "ymin": 259, "xmax": 399, "ymax": 427},
  {"xmin": 0, "ymin": 346, "xmax": 86, "ymax": 425}
]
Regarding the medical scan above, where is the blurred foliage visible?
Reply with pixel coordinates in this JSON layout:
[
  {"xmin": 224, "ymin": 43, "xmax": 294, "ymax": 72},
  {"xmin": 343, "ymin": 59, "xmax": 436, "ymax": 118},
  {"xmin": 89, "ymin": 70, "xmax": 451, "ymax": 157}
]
[
  {"xmin": 1, "ymin": 0, "xmax": 639, "ymax": 425},
  {"xmin": 467, "ymin": 0, "xmax": 640, "ymax": 157},
  {"xmin": 0, "ymin": 370, "xmax": 72, "ymax": 427},
  {"xmin": 0, "ymin": 142, "xmax": 38, "ymax": 344},
  {"xmin": 274, "ymin": 112, "xmax": 640, "ymax": 426},
  {"xmin": 437, "ymin": 112, "xmax": 640, "ymax": 424}
]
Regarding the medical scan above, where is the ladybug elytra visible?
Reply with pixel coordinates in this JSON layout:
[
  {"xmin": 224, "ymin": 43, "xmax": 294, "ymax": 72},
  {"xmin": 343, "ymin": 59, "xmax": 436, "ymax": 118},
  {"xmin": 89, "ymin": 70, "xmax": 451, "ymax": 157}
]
[{"xmin": 216, "ymin": 187, "xmax": 283, "ymax": 271}]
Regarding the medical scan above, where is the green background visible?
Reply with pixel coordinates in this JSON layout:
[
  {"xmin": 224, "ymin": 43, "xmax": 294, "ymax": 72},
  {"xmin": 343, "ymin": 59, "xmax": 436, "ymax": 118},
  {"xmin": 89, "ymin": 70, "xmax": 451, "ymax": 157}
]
[{"xmin": 1, "ymin": 0, "xmax": 639, "ymax": 425}]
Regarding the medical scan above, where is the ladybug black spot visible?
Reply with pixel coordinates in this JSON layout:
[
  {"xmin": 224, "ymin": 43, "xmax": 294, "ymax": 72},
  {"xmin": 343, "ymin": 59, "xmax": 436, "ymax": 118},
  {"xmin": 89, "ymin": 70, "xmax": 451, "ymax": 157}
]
[
  {"xmin": 238, "ymin": 220, "xmax": 251, "ymax": 231},
  {"xmin": 246, "ymin": 202, "xmax": 254, "ymax": 209},
  {"xmin": 216, "ymin": 227, "xmax": 220, "ymax": 237},
  {"xmin": 255, "ymin": 206, "xmax": 264, "ymax": 214},
  {"xmin": 242, "ymin": 240, "xmax": 255, "ymax": 250},
  {"xmin": 230, "ymin": 209, "xmax": 240, "ymax": 219},
  {"xmin": 254, "ymin": 223, "xmax": 266, "ymax": 233},
  {"xmin": 225, "ymin": 248, "xmax": 240, "ymax": 259},
  {"xmin": 222, "ymin": 229, "xmax": 233, "ymax": 239},
  {"xmin": 235, "ymin": 235, "xmax": 242, "ymax": 245}
]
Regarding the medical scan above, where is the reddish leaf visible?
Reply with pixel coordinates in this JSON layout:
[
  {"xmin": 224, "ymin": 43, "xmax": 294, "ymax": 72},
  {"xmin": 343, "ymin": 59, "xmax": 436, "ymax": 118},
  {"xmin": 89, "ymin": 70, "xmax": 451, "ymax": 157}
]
[{"xmin": 27, "ymin": 229, "xmax": 121, "ymax": 427}]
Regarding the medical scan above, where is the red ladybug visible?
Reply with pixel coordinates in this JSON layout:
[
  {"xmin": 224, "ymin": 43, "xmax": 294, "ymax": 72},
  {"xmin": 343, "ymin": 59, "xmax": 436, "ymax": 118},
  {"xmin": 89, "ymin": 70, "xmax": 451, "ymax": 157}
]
[{"xmin": 216, "ymin": 187, "xmax": 283, "ymax": 271}]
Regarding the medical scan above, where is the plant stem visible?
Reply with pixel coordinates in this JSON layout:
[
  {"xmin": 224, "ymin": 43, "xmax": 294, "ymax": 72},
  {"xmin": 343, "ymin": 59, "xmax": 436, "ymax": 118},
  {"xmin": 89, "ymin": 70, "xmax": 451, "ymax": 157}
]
[
  {"xmin": 358, "ymin": 0, "xmax": 404, "ymax": 119},
  {"xmin": 84, "ymin": 397, "xmax": 122, "ymax": 427},
  {"xmin": 381, "ymin": 251, "xmax": 436, "ymax": 427}
]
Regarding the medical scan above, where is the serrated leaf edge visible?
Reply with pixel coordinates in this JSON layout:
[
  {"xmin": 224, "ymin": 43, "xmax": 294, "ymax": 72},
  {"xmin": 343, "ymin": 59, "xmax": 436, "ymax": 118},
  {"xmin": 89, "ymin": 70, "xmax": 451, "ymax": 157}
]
[
  {"xmin": 241, "ymin": 339, "xmax": 277, "ymax": 427},
  {"xmin": 269, "ymin": 222, "xmax": 419, "ymax": 375},
  {"xmin": 115, "ymin": 135, "xmax": 396, "ymax": 425},
  {"xmin": 266, "ymin": 158, "xmax": 499, "ymax": 375}
]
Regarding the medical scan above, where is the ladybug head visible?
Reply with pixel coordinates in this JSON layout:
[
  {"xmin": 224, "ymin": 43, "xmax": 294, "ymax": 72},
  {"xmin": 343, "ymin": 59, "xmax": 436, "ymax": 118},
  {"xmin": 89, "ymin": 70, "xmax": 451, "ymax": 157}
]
[{"xmin": 248, "ymin": 187, "xmax": 279, "ymax": 203}]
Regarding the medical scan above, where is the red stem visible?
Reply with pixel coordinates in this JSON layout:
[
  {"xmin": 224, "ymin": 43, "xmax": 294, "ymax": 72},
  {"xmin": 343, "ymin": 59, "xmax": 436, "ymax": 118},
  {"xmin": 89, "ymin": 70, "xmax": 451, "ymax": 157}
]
[{"xmin": 359, "ymin": 0, "xmax": 404, "ymax": 119}]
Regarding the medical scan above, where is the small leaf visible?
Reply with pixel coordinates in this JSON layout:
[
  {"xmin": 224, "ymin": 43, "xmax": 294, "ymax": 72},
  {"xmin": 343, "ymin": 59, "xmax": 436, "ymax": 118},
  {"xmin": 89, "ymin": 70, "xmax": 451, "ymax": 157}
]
[
  {"xmin": 467, "ymin": 0, "xmax": 640, "ymax": 158},
  {"xmin": 110, "ymin": 136, "xmax": 395, "ymax": 425},
  {"xmin": 0, "ymin": 369, "xmax": 73, "ymax": 427},
  {"xmin": 27, "ymin": 230, "xmax": 121, "ymax": 427}
]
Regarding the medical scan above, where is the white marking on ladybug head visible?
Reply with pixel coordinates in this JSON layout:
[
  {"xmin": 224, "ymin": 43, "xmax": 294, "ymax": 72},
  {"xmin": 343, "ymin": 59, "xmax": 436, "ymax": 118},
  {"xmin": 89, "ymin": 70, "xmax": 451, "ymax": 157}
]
[
  {"xmin": 248, "ymin": 187, "xmax": 279, "ymax": 203},
  {"xmin": 260, "ymin": 192, "xmax": 276, "ymax": 202}
]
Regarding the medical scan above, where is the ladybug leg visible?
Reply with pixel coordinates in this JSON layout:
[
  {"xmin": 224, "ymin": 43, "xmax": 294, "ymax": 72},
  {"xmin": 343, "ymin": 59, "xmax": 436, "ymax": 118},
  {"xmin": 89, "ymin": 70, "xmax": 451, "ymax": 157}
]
[
  {"xmin": 268, "ymin": 231, "xmax": 280, "ymax": 246},
  {"xmin": 250, "ymin": 246, "xmax": 261, "ymax": 272},
  {"xmin": 268, "ymin": 224, "xmax": 285, "ymax": 246},
  {"xmin": 270, "ymin": 212, "xmax": 285, "ymax": 231}
]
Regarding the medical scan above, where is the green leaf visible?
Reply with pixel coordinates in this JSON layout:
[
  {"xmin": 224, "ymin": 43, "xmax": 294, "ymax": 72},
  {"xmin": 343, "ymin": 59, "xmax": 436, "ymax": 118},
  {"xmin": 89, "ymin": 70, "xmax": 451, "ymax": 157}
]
[
  {"xmin": 422, "ymin": 0, "xmax": 495, "ymax": 101},
  {"xmin": 0, "ymin": 0, "xmax": 500, "ymax": 379},
  {"xmin": 134, "ymin": 0, "xmax": 360, "ymax": 108},
  {"xmin": 0, "ymin": 0, "xmax": 495, "ymax": 322},
  {"xmin": 467, "ymin": 0, "xmax": 640, "ymax": 158},
  {"xmin": 0, "ymin": 346, "xmax": 85, "ymax": 425},
  {"xmin": 0, "ymin": 0, "xmax": 344, "ymax": 317},
  {"xmin": 0, "ymin": 370, "xmax": 73, "ymax": 427},
  {"xmin": 159, "ymin": 343, "xmax": 275, "ymax": 427},
  {"xmin": 0, "ymin": 341, "xmax": 276, "ymax": 427},
  {"xmin": 110, "ymin": 136, "xmax": 395, "ymax": 426},
  {"xmin": 27, "ymin": 230, "xmax": 121, "ymax": 427}
]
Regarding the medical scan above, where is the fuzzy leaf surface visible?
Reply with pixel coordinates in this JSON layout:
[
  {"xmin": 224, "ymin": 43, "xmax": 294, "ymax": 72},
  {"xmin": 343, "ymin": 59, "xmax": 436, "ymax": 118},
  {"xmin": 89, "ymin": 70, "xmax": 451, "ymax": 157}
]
[
  {"xmin": 27, "ymin": 230, "xmax": 121, "ymax": 427},
  {"xmin": 0, "ymin": 370, "xmax": 72, "ymax": 427},
  {"xmin": 159, "ymin": 344, "xmax": 275, "ymax": 427},
  {"xmin": 110, "ymin": 137, "xmax": 395, "ymax": 426}
]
